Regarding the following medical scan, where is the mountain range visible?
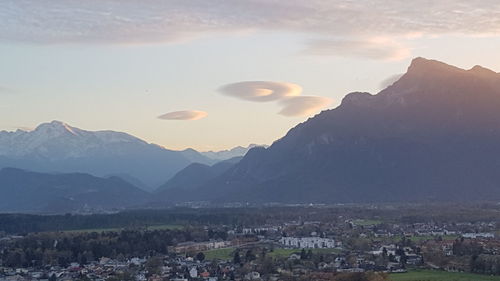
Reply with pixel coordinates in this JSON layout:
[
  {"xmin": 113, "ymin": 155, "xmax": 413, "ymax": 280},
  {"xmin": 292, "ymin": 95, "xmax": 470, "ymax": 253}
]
[
  {"xmin": 3, "ymin": 57, "xmax": 500, "ymax": 211},
  {"xmin": 161, "ymin": 57, "xmax": 500, "ymax": 203},
  {"xmin": 200, "ymin": 145, "xmax": 267, "ymax": 161},
  {"xmin": 154, "ymin": 157, "xmax": 243, "ymax": 202},
  {"xmin": 0, "ymin": 168, "xmax": 149, "ymax": 213},
  {"xmin": 0, "ymin": 122, "xmax": 255, "ymax": 191}
]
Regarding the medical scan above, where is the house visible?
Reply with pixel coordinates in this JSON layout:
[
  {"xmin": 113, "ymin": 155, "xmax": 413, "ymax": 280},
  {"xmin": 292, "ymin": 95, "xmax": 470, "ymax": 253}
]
[
  {"xmin": 280, "ymin": 237, "xmax": 335, "ymax": 248},
  {"xmin": 189, "ymin": 267, "xmax": 198, "ymax": 278},
  {"xmin": 245, "ymin": 271, "xmax": 261, "ymax": 280},
  {"xmin": 462, "ymin": 233, "xmax": 495, "ymax": 239},
  {"xmin": 172, "ymin": 241, "xmax": 232, "ymax": 253}
]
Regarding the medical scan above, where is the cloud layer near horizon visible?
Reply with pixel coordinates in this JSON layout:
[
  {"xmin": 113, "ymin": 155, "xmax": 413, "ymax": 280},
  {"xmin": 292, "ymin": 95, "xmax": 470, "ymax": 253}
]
[
  {"xmin": 219, "ymin": 81, "xmax": 332, "ymax": 117},
  {"xmin": 0, "ymin": 86, "xmax": 16, "ymax": 95},
  {"xmin": 2, "ymin": 1, "xmax": 500, "ymax": 60},
  {"xmin": 158, "ymin": 110, "xmax": 208, "ymax": 121}
]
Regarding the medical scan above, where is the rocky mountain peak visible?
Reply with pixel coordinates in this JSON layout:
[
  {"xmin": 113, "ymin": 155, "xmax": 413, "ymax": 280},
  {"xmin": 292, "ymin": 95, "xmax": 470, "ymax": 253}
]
[{"xmin": 33, "ymin": 120, "xmax": 79, "ymax": 136}]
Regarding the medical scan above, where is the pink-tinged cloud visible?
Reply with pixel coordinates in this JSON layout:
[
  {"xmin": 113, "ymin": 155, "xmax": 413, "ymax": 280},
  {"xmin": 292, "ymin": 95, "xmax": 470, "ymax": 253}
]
[
  {"xmin": 305, "ymin": 37, "xmax": 411, "ymax": 61},
  {"xmin": 219, "ymin": 80, "xmax": 332, "ymax": 117},
  {"xmin": 4, "ymin": 1, "xmax": 500, "ymax": 62},
  {"xmin": 279, "ymin": 96, "xmax": 333, "ymax": 117},
  {"xmin": 219, "ymin": 81, "xmax": 302, "ymax": 102},
  {"xmin": 158, "ymin": 110, "xmax": 208, "ymax": 121},
  {"xmin": 3, "ymin": 1, "xmax": 500, "ymax": 46}
]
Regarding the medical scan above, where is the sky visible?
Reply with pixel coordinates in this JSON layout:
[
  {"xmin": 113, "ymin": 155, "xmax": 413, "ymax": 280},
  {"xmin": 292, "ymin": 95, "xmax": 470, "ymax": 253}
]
[{"xmin": 1, "ymin": 1, "xmax": 500, "ymax": 151}]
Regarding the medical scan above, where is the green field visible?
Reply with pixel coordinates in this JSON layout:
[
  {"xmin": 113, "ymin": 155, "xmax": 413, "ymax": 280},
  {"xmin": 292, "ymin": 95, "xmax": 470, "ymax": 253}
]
[
  {"xmin": 408, "ymin": 234, "xmax": 459, "ymax": 242},
  {"xmin": 203, "ymin": 247, "xmax": 235, "ymax": 260},
  {"xmin": 64, "ymin": 227, "xmax": 123, "ymax": 233},
  {"xmin": 390, "ymin": 270, "xmax": 500, "ymax": 281},
  {"xmin": 146, "ymin": 224, "xmax": 184, "ymax": 231},
  {"xmin": 267, "ymin": 248, "xmax": 300, "ymax": 258}
]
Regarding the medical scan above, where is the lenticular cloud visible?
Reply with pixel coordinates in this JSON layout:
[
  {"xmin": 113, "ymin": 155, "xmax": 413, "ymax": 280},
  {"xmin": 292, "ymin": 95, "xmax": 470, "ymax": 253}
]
[
  {"xmin": 158, "ymin": 110, "xmax": 208, "ymax": 121},
  {"xmin": 219, "ymin": 81, "xmax": 302, "ymax": 102},
  {"xmin": 219, "ymin": 81, "xmax": 332, "ymax": 117},
  {"xmin": 279, "ymin": 96, "xmax": 332, "ymax": 117}
]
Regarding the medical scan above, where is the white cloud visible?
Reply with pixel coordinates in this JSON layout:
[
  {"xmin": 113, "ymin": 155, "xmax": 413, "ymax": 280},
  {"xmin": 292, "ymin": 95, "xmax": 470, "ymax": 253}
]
[
  {"xmin": 305, "ymin": 37, "xmax": 411, "ymax": 61},
  {"xmin": 219, "ymin": 81, "xmax": 301, "ymax": 102},
  {"xmin": 2, "ymin": 1, "xmax": 500, "ymax": 51},
  {"xmin": 219, "ymin": 81, "xmax": 332, "ymax": 117},
  {"xmin": 279, "ymin": 96, "xmax": 333, "ymax": 117},
  {"xmin": 158, "ymin": 110, "xmax": 208, "ymax": 121},
  {"xmin": 379, "ymin": 73, "xmax": 404, "ymax": 90}
]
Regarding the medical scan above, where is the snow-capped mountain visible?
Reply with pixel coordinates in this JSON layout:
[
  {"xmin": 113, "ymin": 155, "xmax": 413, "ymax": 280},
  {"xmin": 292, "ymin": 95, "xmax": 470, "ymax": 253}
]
[
  {"xmin": 0, "ymin": 121, "xmax": 148, "ymax": 159},
  {"xmin": 0, "ymin": 121, "xmax": 213, "ymax": 190}
]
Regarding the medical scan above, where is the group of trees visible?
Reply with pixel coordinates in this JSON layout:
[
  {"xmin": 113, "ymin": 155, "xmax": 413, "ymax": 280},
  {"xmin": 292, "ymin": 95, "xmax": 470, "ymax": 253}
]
[
  {"xmin": 471, "ymin": 254, "xmax": 500, "ymax": 275},
  {"xmin": 2, "ymin": 204, "xmax": 500, "ymax": 235},
  {"xmin": 423, "ymin": 238, "xmax": 500, "ymax": 275},
  {"xmin": 452, "ymin": 238, "xmax": 483, "ymax": 256},
  {"xmin": 0, "ymin": 229, "xmax": 194, "ymax": 267},
  {"xmin": 0, "ymin": 208, "xmax": 277, "ymax": 234},
  {"xmin": 232, "ymin": 249, "xmax": 257, "ymax": 265}
]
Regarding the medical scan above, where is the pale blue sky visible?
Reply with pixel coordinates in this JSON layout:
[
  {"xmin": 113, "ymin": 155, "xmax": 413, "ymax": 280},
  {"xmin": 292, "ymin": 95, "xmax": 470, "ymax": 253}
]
[{"xmin": 1, "ymin": 1, "xmax": 500, "ymax": 150}]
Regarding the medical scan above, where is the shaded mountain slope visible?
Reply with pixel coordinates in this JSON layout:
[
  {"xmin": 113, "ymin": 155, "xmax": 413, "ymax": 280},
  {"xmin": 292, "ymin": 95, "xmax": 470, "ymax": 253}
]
[
  {"xmin": 0, "ymin": 168, "xmax": 149, "ymax": 213},
  {"xmin": 190, "ymin": 58, "xmax": 500, "ymax": 203},
  {"xmin": 155, "ymin": 157, "xmax": 242, "ymax": 202}
]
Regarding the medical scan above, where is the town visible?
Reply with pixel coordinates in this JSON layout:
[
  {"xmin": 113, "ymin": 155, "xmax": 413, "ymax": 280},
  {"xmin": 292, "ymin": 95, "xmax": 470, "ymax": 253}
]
[{"xmin": 1, "ymin": 205, "xmax": 500, "ymax": 281}]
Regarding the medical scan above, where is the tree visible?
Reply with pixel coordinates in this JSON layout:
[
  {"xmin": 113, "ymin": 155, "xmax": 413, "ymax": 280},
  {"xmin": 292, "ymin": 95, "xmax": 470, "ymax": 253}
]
[
  {"xmin": 245, "ymin": 249, "xmax": 256, "ymax": 262},
  {"xmin": 388, "ymin": 253, "xmax": 396, "ymax": 262},
  {"xmin": 145, "ymin": 256, "xmax": 162, "ymax": 277},
  {"xmin": 233, "ymin": 251, "xmax": 241, "ymax": 264},
  {"xmin": 196, "ymin": 252, "xmax": 205, "ymax": 262},
  {"xmin": 307, "ymin": 249, "xmax": 313, "ymax": 259},
  {"xmin": 260, "ymin": 248, "xmax": 267, "ymax": 259},
  {"xmin": 259, "ymin": 256, "xmax": 276, "ymax": 274},
  {"xmin": 300, "ymin": 249, "xmax": 307, "ymax": 260}
]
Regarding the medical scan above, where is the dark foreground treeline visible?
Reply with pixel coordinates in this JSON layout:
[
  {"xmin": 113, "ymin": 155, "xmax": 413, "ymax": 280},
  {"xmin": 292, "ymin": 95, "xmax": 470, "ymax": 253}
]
[
  {"xmin": 1, "ymin": 227, "xmax": 222, "ymax": 268},
  {"xmin": 1, "ymin": 206, "xmax": 366, "ymax": 234},
  {"xmin": 0, "ymin": 208, "xmax": 269, "ymax": 234},
  {"xmin": 2, "ymin": 203, "xmax": 500, "ymax": 235}
]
